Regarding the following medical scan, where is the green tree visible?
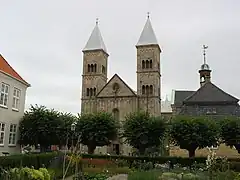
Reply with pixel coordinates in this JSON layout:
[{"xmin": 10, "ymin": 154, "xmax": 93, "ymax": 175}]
[
  {"xmin": 57, "ymin": 112, "xmax": 78, "ymax": 148},
  {"xmin": 76, "ymin": 112, "xmax": 118, "ymax": 154},
  {"xmin": 220, "ymin": 117, "xmax": 240, "ymax": 153},
  {"xmin": 170, "ymin": 116, "xmax": 219, "ymax": 157},
  {"xmin": 122, "ymin": 111, "xmax": 167, "ymax": 155},
  {"xmin": 19, "ymin": 105, "xmax": 62, "ymax": 152}
]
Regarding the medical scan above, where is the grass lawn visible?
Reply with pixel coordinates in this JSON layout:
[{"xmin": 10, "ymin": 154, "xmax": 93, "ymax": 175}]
[{"xmin": 127, "ymin": 169, "xmax": 238, "ymax": 180}]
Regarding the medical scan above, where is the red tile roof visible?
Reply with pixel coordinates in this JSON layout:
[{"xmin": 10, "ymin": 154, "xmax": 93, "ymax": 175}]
[{"xmin": 0, "ymin": 54, "xmax": 30, "ymax": 86}]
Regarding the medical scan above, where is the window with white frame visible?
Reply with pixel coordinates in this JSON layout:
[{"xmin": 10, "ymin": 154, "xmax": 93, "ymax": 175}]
[
  {"xmin": 0, "ymin": 83, "xmax": 9, "ymax": 107},
  {"xmin": 0, "ymin": 123, "xmax": 6, "ymax": 145},
  {"xmin": 12, "ymin": 88, "xmax": 21, "ymax": 110},
  {"xmin": 207, "ymin": 144, "xmax": 219, "ymax": 150},
  {"xmin": 8, "ymin": 124, "xmax": 17, "ymax": 145}
]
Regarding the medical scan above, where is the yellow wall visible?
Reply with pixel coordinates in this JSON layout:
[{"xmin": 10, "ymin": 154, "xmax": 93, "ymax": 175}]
[{"xmin": 170, "ymin": 144, "xmax": 240, "ymax": 158}]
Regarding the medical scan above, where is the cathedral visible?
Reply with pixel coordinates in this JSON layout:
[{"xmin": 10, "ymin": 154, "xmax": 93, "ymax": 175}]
[
  {"xmin": 80, "ymin": 15, "xmax": 240, "ymax": 156},
  {"xmin": 81, "ymin": 16, "xmax": 162, "ymax": 155}
]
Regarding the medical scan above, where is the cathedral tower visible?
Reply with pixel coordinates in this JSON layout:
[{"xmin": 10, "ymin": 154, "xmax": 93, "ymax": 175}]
[
  {"xmin": 199, "ymin": 45, "xmax": 211, "ymax": 87},
  {"xmin": 81, "ymin": 20, "xmax": 108, "ymax": 113},
  {"xmin": 136, "ymin": 14, "xmax": 162, "ymax": 116}
]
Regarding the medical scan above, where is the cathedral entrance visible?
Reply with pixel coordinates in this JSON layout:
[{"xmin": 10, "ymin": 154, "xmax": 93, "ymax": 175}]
[{"xmin": 113, "ymin": 144, "xmax": 120, "ymax": 155}]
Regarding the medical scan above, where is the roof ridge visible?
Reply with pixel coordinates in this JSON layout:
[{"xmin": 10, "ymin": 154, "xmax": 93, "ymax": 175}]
[
  {"xmin": 0, "ymin": 54, "xmax": 30, "ymax": 86},
  {"xmin": 210, "ymin": 82, "xmax": 239, "ymax": 101},
  {"xmin": 184, "ymin": 82, "xmax": 238, "ymax": 103}
]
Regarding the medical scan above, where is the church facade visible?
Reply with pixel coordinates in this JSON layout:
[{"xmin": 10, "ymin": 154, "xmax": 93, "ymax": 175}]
[{"xmin": 81, "ymin": 17, "xmax": 162, "ymax": 155}]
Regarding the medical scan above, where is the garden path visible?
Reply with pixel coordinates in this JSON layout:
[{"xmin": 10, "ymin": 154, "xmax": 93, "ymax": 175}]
[
  {"xmin": 107, "ymin": 174, "xmax": 128, "ymax": 180},
  {"xmin": 64, "ymin": 174, "xmax": 128, "ymax": 180}
]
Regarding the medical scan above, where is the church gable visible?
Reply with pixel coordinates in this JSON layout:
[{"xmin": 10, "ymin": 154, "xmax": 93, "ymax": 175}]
[
  {"xmin": 97, "ymin": 74, "xmax": 137, "ymax": 98},
  {"xmin": 183, "ymin": 82, "xmax": 239, "ymax": 104}
]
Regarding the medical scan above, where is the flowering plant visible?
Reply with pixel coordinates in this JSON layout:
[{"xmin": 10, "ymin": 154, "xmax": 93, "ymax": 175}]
[{"xmin": 2, "ymin": 167, "xmax": 51, "ymax": 180}]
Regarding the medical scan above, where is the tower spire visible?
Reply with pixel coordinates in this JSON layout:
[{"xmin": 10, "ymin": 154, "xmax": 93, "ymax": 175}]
[
  {"xmin": 203, "ymin": 45, "xmax": 208, "ymax": 64},
  {"xmin": 83, "ymin": 18, "xmax": 107, "ymax": 53},
  {"xmin": 199, "ymin": 45, "xmax": 211, "ymax": 87},
  {"xmin": 136, "ymin": 14, "xmax": 159, "ymax": 47}
]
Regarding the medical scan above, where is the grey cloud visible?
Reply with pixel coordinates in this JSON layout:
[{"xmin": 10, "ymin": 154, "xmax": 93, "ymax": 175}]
[{"xmin": 1, "ymin": 0, "xmax": 240, "ymax": 113}]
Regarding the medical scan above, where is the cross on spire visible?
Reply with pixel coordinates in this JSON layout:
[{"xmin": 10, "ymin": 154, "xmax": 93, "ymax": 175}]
[
  {"xmin": 147, "ymin": 12, "xmax": 150, "ymax": 19},
  {"xmin": 203, "ymin": 45, "xmax": 208, "ymax": 64},
  {"xmin": 96, "ymin": 18, "xmax": 99, "ymax": 25}
]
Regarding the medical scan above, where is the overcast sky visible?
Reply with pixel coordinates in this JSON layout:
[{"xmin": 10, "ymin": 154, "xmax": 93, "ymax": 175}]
[{"xmin": 1, "ymin": 0, "xmax": 240, "ymax": 114}]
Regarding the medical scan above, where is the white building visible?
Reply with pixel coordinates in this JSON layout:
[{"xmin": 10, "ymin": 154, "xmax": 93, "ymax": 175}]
[
  {"xmin": 161, "ymin": 96, "xmax": 172, "ymax": 113},
  {"xmin": 0, "ymin": 54, "xmax": 30, "ymax": 155}
]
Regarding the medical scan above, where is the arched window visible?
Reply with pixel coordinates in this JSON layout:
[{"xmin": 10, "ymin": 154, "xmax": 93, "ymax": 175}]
[
  {"xmin": 90, "ymin": 64, "xmax": 94, "ymax": 72},
  {"xmin": 112, "ymin": 108, "xmax": 120, "ymax": 121},
  {"xmin": 90, "ymin": 88, "xmax": 93, "ymax": 96},
  {"xmin": 142, "ymin": 60, "xmax": 145, "ymax": 69},
  {"xmin": 87, "ymin": 88, "xmax": 90, "ymax": 96},
  {"xmin": 94, "ymin": 64, "xmax": 97, "ymax": 72},
  {"xmin": 146, "ymin": 85, "xmax": 149, "ymax": 95},
  {"xmin": 87, "ymin": 64, "xmax": 91, "ymax": 72},
  {"xmin": 142, "ymin": 85, "xmax": 145, "ymax": 95},
  {"xmin": 102, "ymin": 65, "xmax": 105, "ymax": 74},
  {"xmin": 146, "ymin": 60, "xmax": 149, "ymax": 69},
  {"xmin": 149, "ymin": 60, "xmax": 153, "ymax": 68},
  {"xmin": 93, "ymin": 88, "xmax": 96, "ymax": 96},
  {"xmin": 149, "ymin": 85, "xmax": 153, "ymax": 94}
]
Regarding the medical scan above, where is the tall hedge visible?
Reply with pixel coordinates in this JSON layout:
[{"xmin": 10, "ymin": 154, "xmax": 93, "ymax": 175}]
[
  {"xmin": 0, "ymin": 152, "xmax": 59, "ymax": 169},
  {"xmin": 1, "ymin": 152, "xmax": 240, "ymax": 172}
]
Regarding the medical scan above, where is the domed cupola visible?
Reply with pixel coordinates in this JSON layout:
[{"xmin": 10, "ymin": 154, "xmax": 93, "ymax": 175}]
[
  {"xmin": 199, "ymin": 45, "xmax": 211, "ymax": 87},
  {"xmin": 200, "ymin": 63, "xmax": 210, "ymax": 71}
]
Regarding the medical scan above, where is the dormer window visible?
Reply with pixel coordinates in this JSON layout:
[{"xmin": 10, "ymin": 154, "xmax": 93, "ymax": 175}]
[{"xmin": 205, "ymin": 107, "xmax": 217, "ymax": 114}]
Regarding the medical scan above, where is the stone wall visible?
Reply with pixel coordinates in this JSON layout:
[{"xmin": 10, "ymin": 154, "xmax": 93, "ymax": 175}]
[{"xmin": 170, "ymin": 144, "xmax": 239, "ymax": 158}]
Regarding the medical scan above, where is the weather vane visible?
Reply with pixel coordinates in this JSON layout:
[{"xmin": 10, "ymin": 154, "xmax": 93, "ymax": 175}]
[
  {"xmin": 203, "ymin": 45, "xmax": 208, "ymax": 64},
  {"xmin": 147, "ymin": 12, "xmax": 150, "ymax": 19},
  {"xmin": 96, "ymin": 18, "xmax": 99, "ymax": 25}
]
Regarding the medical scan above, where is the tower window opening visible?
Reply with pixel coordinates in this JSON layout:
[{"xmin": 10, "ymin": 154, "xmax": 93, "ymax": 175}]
[
  {"xmin": 149, "ymin": 60, "xmax": 153, "ymax": 68},
  {"xmin": 89, "ymin": 88, "xmax": 93, "ymax": 96},
  {"xmin": 87, "ymin": 64, "xmax": 91, "ymax": 72},
  {"xmin": 142, "ymin": 60, "xmax": 145, "ymax": 69},
  {"xmin": 149, "ymin": 85, "xmax": 153, "ymax": 94},
  {"xmin": 90, "ymin": 64, "xmax": 94, "ymax": 72},
  {"xmin": 146, "ymin": 85, "xmax": 150, "ymax": 95},
  {"xmin": 146, "ymin": 60, "xmax": 150, "ymax": 69},
  {"xmin": 142, "ymin": 85, "xmax": 145, "ymax": 94},
  {"xmin": 94, "ymin": 64, "xmax": 97, "ymax": 72},
  {"xmin": 86, "ymin": 88, "xmax": 90, "ymax": 96},
  {"xmin": 102, "ymin": 65, "xmax": 106, "ymax": 74}
]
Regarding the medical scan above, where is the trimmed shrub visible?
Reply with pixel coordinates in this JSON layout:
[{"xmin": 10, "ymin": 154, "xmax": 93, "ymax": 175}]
[{"xmin": 0, "ymin": 152, "xmax": 59, "ymax": 169}]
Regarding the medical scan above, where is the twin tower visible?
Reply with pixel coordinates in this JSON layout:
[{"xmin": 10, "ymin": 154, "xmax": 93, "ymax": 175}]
[{"xmin": 81, "ymin": 16, "xmax": 162, "ymax": 116}]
